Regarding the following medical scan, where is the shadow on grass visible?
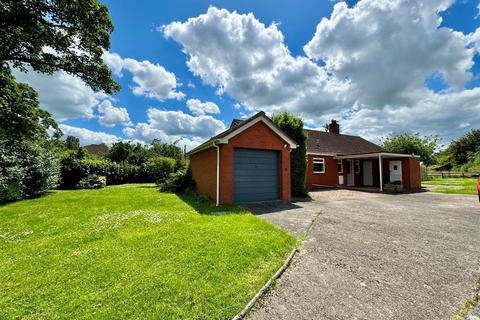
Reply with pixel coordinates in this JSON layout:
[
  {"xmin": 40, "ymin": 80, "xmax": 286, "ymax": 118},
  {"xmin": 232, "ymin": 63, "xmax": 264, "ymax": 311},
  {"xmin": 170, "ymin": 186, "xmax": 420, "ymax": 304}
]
[
  {"xmin": 176, "ymin": 193, "xmax": 247, "ymax": 215},
  {"xmin": 0, "ymin": 190, "xmax": 55, "ymax": 207}
]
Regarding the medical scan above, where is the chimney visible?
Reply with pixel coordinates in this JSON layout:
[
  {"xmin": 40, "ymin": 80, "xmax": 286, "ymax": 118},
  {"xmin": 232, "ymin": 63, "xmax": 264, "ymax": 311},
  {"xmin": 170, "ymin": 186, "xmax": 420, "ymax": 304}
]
[{"xmin": 328, "ymin": 120, "xmax": 340, "ymax": 134}]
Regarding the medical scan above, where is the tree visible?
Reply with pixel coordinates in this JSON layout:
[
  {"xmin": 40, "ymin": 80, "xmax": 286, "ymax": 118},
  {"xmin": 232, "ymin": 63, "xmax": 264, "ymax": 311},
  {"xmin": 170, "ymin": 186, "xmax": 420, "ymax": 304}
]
[
  {"xmin": 448, "ymin": 129, "xmax": 480, "ymax": 165},
  {"xmin": 381, "ymin": 133, "xmax": 440, "ymax": 166},
  {"xmin": 0, "ymin": 66, "xmax": 60, "ymax": 141},
  {"xmin": 149, "ymin": 139, "xmax": 184, "ymax": 162},
  {"xmin": 65, "ymin": 136, "xmax": 80, "ymax": 151},
  {"xmin": 0, "ymin": 0, "xmax": 119, "ymax": 94},
  {"xmin": 106, "ymin": 142, "xmax": 134, "ymax": 163},
  {"xmin": 272, "ymin": 112, "xmax": 308, "ymax": 197}
]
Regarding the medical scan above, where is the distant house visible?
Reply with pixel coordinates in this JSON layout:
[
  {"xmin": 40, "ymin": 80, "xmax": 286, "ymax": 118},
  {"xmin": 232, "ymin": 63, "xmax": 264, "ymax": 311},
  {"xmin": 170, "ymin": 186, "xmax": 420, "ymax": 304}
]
[
  {"xmin": 188, "ymin": 112, "xmax": 421, "ymax": 204},
  {"xmin": 84, "ymin": 144, "xmax": 109, "ymax": 155}
]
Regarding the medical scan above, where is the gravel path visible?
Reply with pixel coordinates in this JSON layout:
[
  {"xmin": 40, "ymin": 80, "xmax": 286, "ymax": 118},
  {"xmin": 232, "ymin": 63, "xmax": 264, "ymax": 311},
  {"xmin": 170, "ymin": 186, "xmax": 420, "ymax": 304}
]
[{"xmin": 249, "ymin": 190, "xmax": 480, "ymax": 320}]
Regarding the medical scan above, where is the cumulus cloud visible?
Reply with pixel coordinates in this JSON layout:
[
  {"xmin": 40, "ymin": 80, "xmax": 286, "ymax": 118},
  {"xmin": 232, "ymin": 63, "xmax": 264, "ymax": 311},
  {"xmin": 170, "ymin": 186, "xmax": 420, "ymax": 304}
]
[
  {"xmin": 59, "ymin": 124, "xmax": 120, "ymax": 146},
  {"xmin": 103, "ymin": 51, "xmax": 185, "ymax": 100},
  {"xmin": 97, "ymin": 100, "xmax": 132, "ymax": 127},
  {"xmin": 123, "ymin": 108, "xmax": 226, "ymax": 150},
  {"xmin": 186, "ymin": 98, "xmax": 220, "ymax": 115},
  {"xmin": 163, "ymin": 4, "xmax": 480, "ymax": 142},
  {"xmin": 304, "ymin": 0, "xmax": 473, "ymax": 106},
  {"xmin": 13, "ymin": 68, "xmax": 106, "ymax": 121},
  {"xmin": 163, "ymin": 7, "xmax": 351, "ymax": 117}
]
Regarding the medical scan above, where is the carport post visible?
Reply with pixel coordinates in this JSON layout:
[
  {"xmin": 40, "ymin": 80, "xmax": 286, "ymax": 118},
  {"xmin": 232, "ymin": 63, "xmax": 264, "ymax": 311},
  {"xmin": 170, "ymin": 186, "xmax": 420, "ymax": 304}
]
[{"xmin": 378, "ymin": 154, "xmax": 383, "ymax": 192}]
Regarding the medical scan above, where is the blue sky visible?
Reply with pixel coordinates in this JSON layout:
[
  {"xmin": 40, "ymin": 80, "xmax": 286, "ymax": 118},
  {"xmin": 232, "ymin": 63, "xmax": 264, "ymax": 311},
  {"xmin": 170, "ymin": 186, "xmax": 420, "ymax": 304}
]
[{"xmin": 13, "ymin": 0, "xmax": 480, "ymax": 148}]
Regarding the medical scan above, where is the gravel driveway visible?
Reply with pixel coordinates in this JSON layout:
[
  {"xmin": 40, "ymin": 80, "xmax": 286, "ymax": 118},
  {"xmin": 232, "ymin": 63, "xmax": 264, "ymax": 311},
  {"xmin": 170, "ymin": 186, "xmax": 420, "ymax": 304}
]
[{"xmin": 248, "ymin": 190, "xmax": 480, "ymax": 320}]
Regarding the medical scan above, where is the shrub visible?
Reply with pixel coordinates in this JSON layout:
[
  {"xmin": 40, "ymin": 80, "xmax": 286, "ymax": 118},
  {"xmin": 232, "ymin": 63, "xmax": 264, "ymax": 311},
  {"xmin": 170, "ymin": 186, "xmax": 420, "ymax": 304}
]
[
  {"xmin": 146, "ymin": 156, "xmax": 176, "ymax": 184},
  {"xmin": 59, "ymin": 155, "xmax": 151, "ymax": 189},
  {"xmin": 158, "ymin": 168, "xmax": 195, "ymax": 193},
  {"xmin": 76, "ymin": 175, "xmax": 106, "ymax": 189},
  {"xmin": 0, "ymin": 140, "xmax": 60, "ymax": 203},
  {"xmin": 272, "ymin": 112, "xmax": 308, "ymax": 197}
]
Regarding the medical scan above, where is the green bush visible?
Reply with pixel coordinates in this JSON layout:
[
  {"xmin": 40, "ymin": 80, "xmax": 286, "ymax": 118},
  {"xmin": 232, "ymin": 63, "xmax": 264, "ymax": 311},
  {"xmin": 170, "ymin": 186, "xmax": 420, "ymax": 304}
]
[
  {"xmin": 0, "ymin": 140, "xmax": 60, "ymax": 203},
  {"xmin": 146, "ymin": 156, "xmax": 176, "ymax": 184},
  {"xmin": 76, "ymin": 175, "xmax": 106, "ymax": 189},
  {"xmin": 158, "ymin": 168, "xmax": 195, "ymax": 193},
  {"xmin": 272, "ymin": 112, "xmax": 308, "ymax": 197}
]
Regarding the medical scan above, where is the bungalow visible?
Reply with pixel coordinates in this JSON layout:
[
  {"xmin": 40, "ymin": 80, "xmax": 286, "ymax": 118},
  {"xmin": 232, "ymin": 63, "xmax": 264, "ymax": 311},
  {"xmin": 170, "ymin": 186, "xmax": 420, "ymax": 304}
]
[
  {"xmin": 305, "ymin": 120, "xmax": 421, "ymax": 192},
  {"xmin": 188, "ymin": 112, "xmax": 421, "ymax": 205}
]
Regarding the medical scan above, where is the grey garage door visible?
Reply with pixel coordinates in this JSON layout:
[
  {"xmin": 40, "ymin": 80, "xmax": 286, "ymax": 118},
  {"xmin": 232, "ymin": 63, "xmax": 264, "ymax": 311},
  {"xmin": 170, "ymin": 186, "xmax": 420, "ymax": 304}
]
[{"xmin": 233, "ymin": 148, "xmax": 280, "ymax": 202}]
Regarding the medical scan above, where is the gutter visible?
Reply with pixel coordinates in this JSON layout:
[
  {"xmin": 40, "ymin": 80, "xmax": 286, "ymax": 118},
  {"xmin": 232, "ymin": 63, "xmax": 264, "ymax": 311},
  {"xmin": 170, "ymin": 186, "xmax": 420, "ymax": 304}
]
[{"xmin": 213, "ymin": 140, "xmax": 220, "ymax": 206}]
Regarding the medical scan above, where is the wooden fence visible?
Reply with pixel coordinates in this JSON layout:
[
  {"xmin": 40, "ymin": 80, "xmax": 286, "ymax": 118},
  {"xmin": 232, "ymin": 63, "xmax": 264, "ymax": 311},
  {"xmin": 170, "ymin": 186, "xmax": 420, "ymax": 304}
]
[{"xmin": 426, "ymin": 171, "xmax": 479, "ymax": 179}]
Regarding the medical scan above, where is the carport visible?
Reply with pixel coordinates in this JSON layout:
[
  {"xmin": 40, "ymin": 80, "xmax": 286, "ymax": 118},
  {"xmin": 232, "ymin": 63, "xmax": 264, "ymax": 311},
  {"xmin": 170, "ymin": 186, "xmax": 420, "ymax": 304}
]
[{"xmin": 334, "ymin": 152, "xmax": 422, "ymax": 192}]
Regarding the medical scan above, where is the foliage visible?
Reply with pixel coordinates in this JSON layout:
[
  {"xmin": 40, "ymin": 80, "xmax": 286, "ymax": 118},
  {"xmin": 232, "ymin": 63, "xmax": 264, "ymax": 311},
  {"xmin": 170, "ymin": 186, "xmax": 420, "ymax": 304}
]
[
  {"xmin": 145, "ymin": 156, "xmax": 176, "ymax": 184},
  {"xmin": 272, "ymin": 112, "xmax": 308, "ymax": 196},
  {"xmin": 448, "ymin": 129, "xmax": 480, "ymax": 165},
  {"xmin": 381, "ymin": 133, "xmax": 440, "ymax": 166},
  {"xmin": 150, "ymin": 139, "xmax": 185, "ymax": 162},
  {"xmin": 59, "ymin": 155, "xmax": 150, "ymax": 189},
  {"xmin": 159, "ymin": 167, "xmax": 195, "ymax": 193},
  {"xmin": 0, "ymin": 139, "xmax": 60, "ymax": 203},
  {"xmin": 65, "ymin": 136, "xmax": 80, "ymax": 151},
  {"xmin": 0, "ymin": 0, "xmax": 119, "ymax": 94},
  {"xmin": 0, "ymin": 66, "xmax": 60, "ymax": 141},
  {"xmin": 105, "ymin": 141, "xmax": 135, "ymax": 163},
  {"xmin": 0, "ymin": 184, "xmax": 295, "ymax": 319},
  {"xmin": 76, "ymin": 175, "xmax": 106, "ymax": 189}
]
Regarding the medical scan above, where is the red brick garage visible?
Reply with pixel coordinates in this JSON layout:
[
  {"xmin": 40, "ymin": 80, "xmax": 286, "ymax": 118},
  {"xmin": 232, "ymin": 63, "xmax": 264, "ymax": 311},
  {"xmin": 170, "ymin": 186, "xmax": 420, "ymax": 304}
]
[{"xmin": 188, "ymin": 112, "xmax": 297, "ymax": 205}]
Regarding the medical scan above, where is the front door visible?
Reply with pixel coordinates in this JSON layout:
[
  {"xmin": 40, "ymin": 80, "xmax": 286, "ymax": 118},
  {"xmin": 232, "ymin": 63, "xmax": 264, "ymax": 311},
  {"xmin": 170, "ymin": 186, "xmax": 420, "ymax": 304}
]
[
  {"xmin": 346, "ymin": 160, "xmax": 354, "ymax": 186},
  {"xmin": 363, "ymin": 161, "xmax": 373, "ymax": 186},
  {"xmin": 389, "ymin": 160, "xmax": 402, "ymax": 184}
]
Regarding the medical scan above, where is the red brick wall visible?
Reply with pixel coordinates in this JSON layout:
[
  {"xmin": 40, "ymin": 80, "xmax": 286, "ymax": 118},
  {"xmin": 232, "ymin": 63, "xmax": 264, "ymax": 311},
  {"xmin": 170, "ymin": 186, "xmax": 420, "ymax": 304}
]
[
  {"xmin": 382, "ymin": 157, "xmax": 421, "ymax": 191},
  {"xmin": 189, "ymin": 147, "xmax": 217, "ymax": 201},
  {"xmin": 219, "ymin": 121, "xmax": 291, "ymax": 204},
  {"xmin": 306, "ymin": 155, "xmax": 341, "ymax": 189}
]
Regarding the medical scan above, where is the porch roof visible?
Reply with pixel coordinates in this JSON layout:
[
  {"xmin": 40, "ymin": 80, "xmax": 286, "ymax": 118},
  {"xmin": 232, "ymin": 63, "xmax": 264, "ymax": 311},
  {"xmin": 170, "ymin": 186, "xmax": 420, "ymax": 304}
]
[{"xmin": 334, "ymin": 152, "xmax": 421, "ymax": 160}]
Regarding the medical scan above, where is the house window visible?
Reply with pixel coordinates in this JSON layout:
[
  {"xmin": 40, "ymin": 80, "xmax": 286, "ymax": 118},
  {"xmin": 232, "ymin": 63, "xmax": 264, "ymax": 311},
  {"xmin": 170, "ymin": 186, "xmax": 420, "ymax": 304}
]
[
  {"xmin": 337, "ymin": 160, "xmax": 343, "ymax": 173},
  {"xmin": 354, "ymin": 160, "xmax": 360, "ymax": 173},
  {"xmin": 313, "ymin": 158, "xmax": 325, "ymax": 173}
]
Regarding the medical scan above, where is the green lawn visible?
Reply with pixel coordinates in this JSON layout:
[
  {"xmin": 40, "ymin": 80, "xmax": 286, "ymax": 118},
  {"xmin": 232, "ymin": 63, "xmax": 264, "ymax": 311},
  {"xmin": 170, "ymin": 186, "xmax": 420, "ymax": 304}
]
[
  {"xmin": 424, "ymin": 178, "xmax": 478, "ymax": 195},
  {"xmin": 0, "ymin": 184, "xmax": 295, "ymax": 319}
]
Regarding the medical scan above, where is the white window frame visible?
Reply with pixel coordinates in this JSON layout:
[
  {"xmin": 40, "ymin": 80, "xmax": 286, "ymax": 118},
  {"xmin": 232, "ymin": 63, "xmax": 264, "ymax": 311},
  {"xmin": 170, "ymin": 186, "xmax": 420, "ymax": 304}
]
[
  {"xmin": 313, "ymin": 158, "xmax": 325, "ymax": 174},
  {"xmin": 354, "ymin": 160, "xmax": 360, "ymax": 174},
  {"xmin": 337, "ymin": 160, "xmax": 343, "ymax": 174}
]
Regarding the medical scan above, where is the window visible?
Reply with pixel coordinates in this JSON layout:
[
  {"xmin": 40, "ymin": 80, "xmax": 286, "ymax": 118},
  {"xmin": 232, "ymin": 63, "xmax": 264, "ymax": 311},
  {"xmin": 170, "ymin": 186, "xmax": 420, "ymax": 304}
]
[
  {"xmin": 313, "ymin": 158, "xmax": 325, "ymax": 173},
  {"xmin": 354, "ymin": 160, "xmax": 360, "ymax": 174},
  {"xmin": 337, "ymin": 160, "xmax": 343, "ymax": 173}
]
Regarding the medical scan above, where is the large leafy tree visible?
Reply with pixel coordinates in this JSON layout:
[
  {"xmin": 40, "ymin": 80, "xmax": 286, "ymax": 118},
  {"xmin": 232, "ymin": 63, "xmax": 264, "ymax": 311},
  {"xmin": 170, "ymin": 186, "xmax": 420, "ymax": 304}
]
[
  {"xmin": 0, "ymin": 65, "xmax": 60, "ymax": 141},
  {"xmin": 448, "ymin": 129, "xmax": 480, "ymax": 165},
  {"xmin": 0, "ymin": 0, "xmax": 119, "ymax": 93},
  {"xmin": 381, "ymin": 133, "xmax": 440, "ymax": 166},
  {"xmin": 272, "ymin": 112, "xmax": 308, "ymax": 197}
]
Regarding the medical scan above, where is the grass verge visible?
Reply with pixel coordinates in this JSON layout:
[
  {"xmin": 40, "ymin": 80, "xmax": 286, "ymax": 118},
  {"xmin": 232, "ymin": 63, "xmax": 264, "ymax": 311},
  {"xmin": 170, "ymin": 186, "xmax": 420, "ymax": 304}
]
[
  {"xmin": 0, "ymin": 184, "xmax": 295, "ymax": 319},
  {"xmin": 424, "ymin": 178, "xmax": 478, "ymax": 195}
]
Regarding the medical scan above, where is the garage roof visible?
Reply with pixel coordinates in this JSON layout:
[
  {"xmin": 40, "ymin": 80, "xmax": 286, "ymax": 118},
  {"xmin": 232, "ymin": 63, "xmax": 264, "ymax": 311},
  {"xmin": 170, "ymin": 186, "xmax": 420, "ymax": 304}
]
[{"xmin": 188, "ymin": 111, "xmax": 297, "ymax": 155}]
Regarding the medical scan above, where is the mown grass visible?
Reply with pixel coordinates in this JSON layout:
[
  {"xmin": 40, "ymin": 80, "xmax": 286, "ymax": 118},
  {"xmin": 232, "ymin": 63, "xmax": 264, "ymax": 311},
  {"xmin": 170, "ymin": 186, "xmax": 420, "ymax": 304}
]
[
  {"xmin": 424, "ymin": 178, "xmax": 478, "ymax": 195},
  {"xmin": 0, "ymin": 184, "xmax": 295, "ymax": 319}
]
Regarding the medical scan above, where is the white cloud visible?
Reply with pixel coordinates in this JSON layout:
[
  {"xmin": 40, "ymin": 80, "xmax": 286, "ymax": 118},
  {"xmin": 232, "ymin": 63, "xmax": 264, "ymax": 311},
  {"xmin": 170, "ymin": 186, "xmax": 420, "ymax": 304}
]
[
  {"xmin": 123, "ymin": 108, "xmax": 225, "ymax": 150},
  {"xmin": 103, "ymin": 51, "xmax": 185, "ymax": 100},
  {"xmin": 162, "ymin": 7, "xmax": 351, "ymax": 117},
  {"xmin": 97, "ymin": 100, "xmax": 132, "ymax": 127},
  {"xmin": 304, "ymin": 0, "xmax": 473, "ymax": 107},
  {"xmin": 163, "ymin": 4, "xmax": 480, "ymax": 143},
  {"xmin": 13, "ymin": 68, "xmax": 106, "ymax": 121},
  {"xmin": 59, "ymin": 124, "xmax": 120, "ymax": 146},
  {"xmin": 186, "ymin": 98, "xmax": 220, "ymax": 115}
]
